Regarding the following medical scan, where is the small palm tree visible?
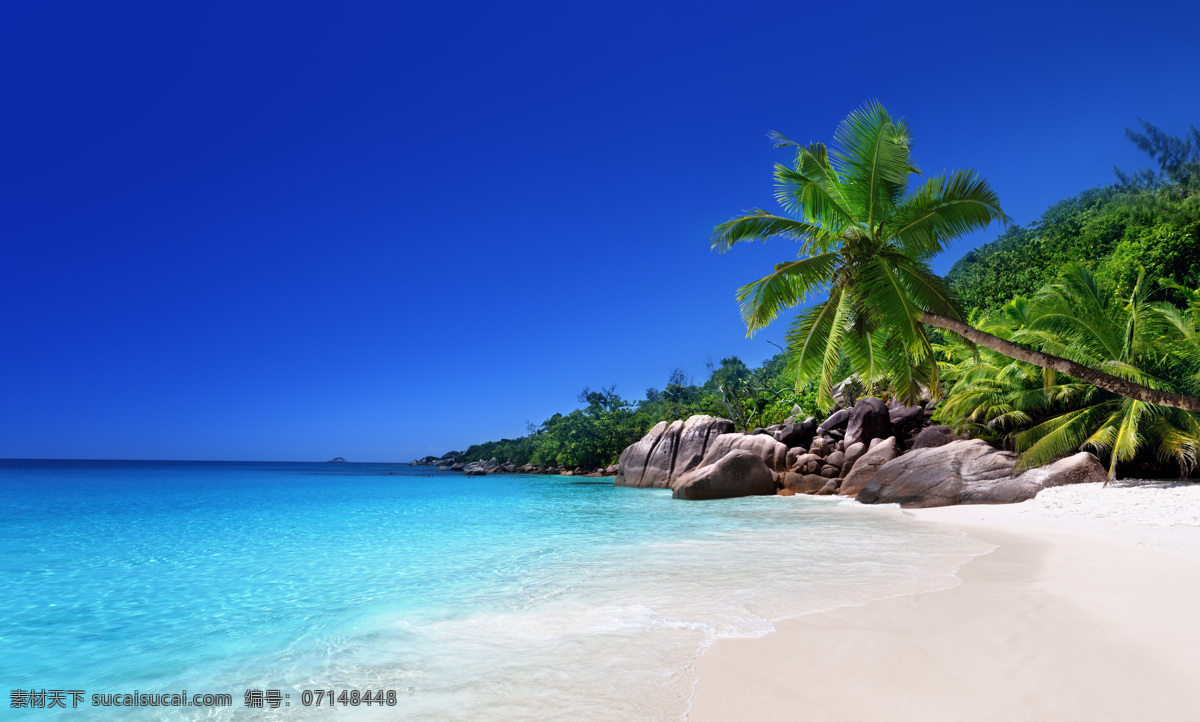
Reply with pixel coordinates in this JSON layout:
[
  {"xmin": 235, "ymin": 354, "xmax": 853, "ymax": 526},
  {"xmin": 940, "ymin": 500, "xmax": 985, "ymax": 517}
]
[
  {"xmin": 935, "ymin": 299, "xmax": 1085, "ymax": 438},
  {"xmin": 939, "ymin": 265, "xmax": 1200, "ymax": 479},
  {"xmin": 715, "ymin": 101, "xmax": 1200, "ymax": 414},
  {"xmin": 1013, "ymin": 266, "xmax": 1200, "ymax": 478}
]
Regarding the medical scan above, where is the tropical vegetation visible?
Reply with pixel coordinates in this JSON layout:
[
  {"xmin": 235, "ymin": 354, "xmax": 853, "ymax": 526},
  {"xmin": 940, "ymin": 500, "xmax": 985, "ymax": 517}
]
[
  {"xmin": 936, "ymin": 265, "xmax": 1200, "ymax": 479},
  {"xmin": 452, "ymin": 110, "xmax": 1200, "ymax": 479},
  {"xmin": 713, "ymin": 100, "xmax": 1200, "ymax": 414}
]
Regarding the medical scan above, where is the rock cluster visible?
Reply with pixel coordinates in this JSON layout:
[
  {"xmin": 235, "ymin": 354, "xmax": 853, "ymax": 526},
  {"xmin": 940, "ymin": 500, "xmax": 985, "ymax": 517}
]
[
  {"xmin": 411, "ymin": 450, "xmax": 462, "ymax": 466},
  {"xmin": 614, "ymin": 394, "xmax": 1106, "ymax": 507}
]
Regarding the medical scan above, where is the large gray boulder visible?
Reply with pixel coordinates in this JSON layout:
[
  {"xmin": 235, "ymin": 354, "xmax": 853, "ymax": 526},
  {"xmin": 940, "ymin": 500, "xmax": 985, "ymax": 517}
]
[
  {"xmin": 816, "ymin": 408, "xmax": 851, "ymax": 435},
  {"xmin": 838, "ymin": 437, "xmax": 899, "ymax": 496},
  {"xmin": 911, "ymin": 425, "xmax": 967, "ymax": 450},
  {"xmin": 888, "ymin": 404, "xmax": 926, "ymax": 440},
  {"xmin": 842, "ymin": 442, "xmax": 867, "ymax": 474},
  {"xmin": 855, "ymin": 440, "xmax": 1106, "ymax": 508},
  {"xmin": 774, "ymin": 417, "xmax": 818, "ymax": 448},
  {"xmin": 808, "ymin": 436, "xmax": 834, "ymax": 458},
  {"xmin": 792, "ymin": 453, "xmax": 821, "ymax": 474},
  {"xmin": 671, "ymin": 450, "xmax": 777, "ymax": 500},
  {"xmin": 615, "ymin": 415, "xmax": 734, "ymax": 488},
  {"xmin": 781, "ymin": 471, "xmax": 828, "ymax": 494},
  {"xmin": 844, "ymin": 398, "xmax": 892, "ymax": 448},
  {"xmin": 700, "ymin": 432, "xmax": 790, "ymax": 472}
]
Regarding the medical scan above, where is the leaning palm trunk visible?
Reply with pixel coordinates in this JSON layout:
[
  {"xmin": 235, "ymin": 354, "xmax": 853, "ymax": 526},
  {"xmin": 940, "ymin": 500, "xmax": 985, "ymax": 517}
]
[{"xmin": 921, "ymin": 311, "xmax": 1200, "ymax": 413}]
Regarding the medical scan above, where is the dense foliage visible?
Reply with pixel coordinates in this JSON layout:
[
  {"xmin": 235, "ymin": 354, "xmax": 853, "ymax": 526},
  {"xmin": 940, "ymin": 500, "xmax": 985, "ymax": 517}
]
[
  {"xmin": 948, "ymin": 122, "xmax": 1200, "ymax": 314},
  {"xmin": 936, "ymin": 121, "xmax": 1200, "ymax": 477},
  {"xmin": 936, "ymin": 266, "xmax": 1200, "ymax": 477}
]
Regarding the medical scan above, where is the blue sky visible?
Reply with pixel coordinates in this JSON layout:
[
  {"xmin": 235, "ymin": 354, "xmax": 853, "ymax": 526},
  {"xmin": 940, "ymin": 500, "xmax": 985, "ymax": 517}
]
[{"xmin": 3, "ymin": 1, "xmax": 1198, "ymax": 461}]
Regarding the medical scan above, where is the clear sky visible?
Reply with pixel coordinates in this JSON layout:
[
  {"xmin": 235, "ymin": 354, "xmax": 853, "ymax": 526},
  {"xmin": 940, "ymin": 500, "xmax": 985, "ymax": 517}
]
[{"xmin": 3, "ymin": 1, "xmax": 1198, "ymax": 462}]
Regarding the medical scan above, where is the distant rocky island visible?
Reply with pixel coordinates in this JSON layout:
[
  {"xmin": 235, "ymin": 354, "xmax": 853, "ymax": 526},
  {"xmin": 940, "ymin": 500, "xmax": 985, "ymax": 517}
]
[{"xmin": 327, "ymin": 457, "xmax": 347, "ymax": 463}]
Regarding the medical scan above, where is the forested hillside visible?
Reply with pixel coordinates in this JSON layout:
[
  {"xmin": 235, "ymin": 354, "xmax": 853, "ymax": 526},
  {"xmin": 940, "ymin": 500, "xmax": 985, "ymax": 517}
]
[{"xmin": 948, "ymin": 122, "xmax": 1200, "ymax": 315}]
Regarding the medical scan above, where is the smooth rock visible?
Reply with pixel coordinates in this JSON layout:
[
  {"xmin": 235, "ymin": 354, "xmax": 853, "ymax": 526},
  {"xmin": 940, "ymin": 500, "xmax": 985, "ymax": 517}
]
[
  {"xmin": 888, "ymin": 404, "xmax": 926, "ymax": 439},
  {"xmin": 781, "ymin": 472, "xmax": 828, "ymax": 494},
  {"xmin": 1010, "ymin": 451, "xmax": 1110, "ymax": 492},
  {"xmin": 786, "ymin": 447, "xmax": 804, "ymax": 470},
  {"xmin": 855, "ymin": 441, "xmax": 1105, "ymax": 508},
  {"xmin": 838, "ymin": 437, "xmax": 899, "ymax": 496},
  {"xmin": 842, "ymin": 442, "xmax": 866, "ymax": 472},
  {"xmin": 819, "ymin": 464, "xmax": 840, "ymax": 478},
  {"xmin": 700, "ymin": 432, "xmax": 790, "ymax": 472},
  {"xmin": 671, "ymin": 450, "xmax": 777, "ymax": 500},
  {"xmin": 791, "ymin": 452, "xmax": 818, "ymax": 471},
  {"xmin": 825, "ymin": 450, "xmax": 845, "ymax": 469},
  {"xmin": 844, "ymin": 397, "xmax": 892, "ymax": 448},
  {"xmin": 615, "ymin": 415, "xmax": 734, "ymax": 488},
  {"xmin": 817, "ymin": 408, "xmax": 852, "ymax": 434},
  {"xmin": 774, "ymin": 418, "xmax": 818, "ymax": 448},
  {"xmin": 808, "ymin": 436, "xmax": 833, "ymax": 458},
  {"xmin": 911, "ymin": 425, "xmax": 967, "ymax": 450},
  {"xmin": 816, "ymin": 479, "xmax": 839, "ymax": 495}
]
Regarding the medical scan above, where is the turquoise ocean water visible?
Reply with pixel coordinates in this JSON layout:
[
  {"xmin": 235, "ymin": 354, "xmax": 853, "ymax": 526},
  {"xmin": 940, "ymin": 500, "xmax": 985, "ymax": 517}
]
[{"xmin": 1, "ymin": 460, "xmax": 989, "ymax": 720}]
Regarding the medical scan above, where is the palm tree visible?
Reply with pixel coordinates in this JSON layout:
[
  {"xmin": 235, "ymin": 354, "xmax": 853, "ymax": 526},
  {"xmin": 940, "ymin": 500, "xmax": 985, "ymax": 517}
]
[
  {"xmin": 714, "ymin": 101, "xmax": 1200, "ymax": 413},
  {"xmin": 934, "ymin": 298, "xmax": 1085, "ymax": 440},
  {"xmin": 937, "ymin": 265, "xmax": 1200, "ymax": 479}
]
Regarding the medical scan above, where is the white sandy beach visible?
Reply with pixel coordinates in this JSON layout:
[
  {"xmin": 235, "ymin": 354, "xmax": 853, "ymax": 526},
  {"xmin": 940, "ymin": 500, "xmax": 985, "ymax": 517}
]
[{"xmin": 688, "ymin": 480, "xmax": 1200, "ymax": 721}]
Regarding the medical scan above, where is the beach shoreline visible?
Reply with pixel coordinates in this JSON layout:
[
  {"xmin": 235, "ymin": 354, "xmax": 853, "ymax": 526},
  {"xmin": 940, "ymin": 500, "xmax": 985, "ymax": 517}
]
[{"xmin": 686, "ymin": 481, "xmax": 1200, "ymax": 721}]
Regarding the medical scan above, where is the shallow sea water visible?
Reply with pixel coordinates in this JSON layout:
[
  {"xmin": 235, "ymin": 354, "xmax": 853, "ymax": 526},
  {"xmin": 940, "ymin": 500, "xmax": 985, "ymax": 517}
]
[{"xmin": 0, "ymin": 460, "xmax": 991, "ymax": 720}]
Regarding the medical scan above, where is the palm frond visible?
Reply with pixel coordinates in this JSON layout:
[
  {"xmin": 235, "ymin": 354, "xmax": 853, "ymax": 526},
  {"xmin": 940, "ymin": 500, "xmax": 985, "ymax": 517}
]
[
  {"xmin": 859, "ymin": 255, "xmax": 930, "ymax": 357},
  {"xmin": 1149, "ymin": 413, "xmax": 1200, "ymax": 477},
  {"xmin": 881, "ymin": 334, "xmax": 930, "ymax": 406},
  {"xmin": 887, "ymin": 169, "xmax": 1010, "ymax": 257},
  {"xmin": 773, "ymin": 164, "xmax": 857, "ymax": 234},
  {"xmin": 886, "ymin": 252, "xmax": 960, "ymax": 318},
  {"xmin": 1014, "ymin": 402, "xmax": 1119, "ymax": 470},
  {"xmin": 816, "ymin": 292, "xmax": 852, "ymax": 410},
  {"xmin": 784, "ymin": 287, "xmax": 844, "ymax": 392},
  {"xmin": 711, "ymin": 211, "xmax": 832, "ymax": 253},
  {"xmin": 843, "ymin": 329, "xmax": 884, "ymax": 385},
  {"xmin": 831, "ymin": 100, "xmax": 915, "ymax": 229},
  {"xmin": 735, "ymin": 253, "xmax": 839, "ymax": 334}
]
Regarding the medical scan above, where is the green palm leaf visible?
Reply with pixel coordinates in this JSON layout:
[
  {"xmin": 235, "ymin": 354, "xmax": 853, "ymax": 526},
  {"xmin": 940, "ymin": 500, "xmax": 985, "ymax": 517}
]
[
  {"xmin": 888, "ymin": 169, "xmax": 1010, "ymax": 258},
  {"xmin": 1014, "ymin": 402, "xmax": 1119, "ymax": 470},
  {"xmin": 831, "ymin": 100, "xmax": 914, "ymax": 229},
  {"xmin": 784, "ymin": 287, "xmax": 844, "ymax": 392},
  {"xmin": 817, "ymin": 292, "xmax": 853, "ymax": 409},
  {"xmin": 711, "ymin": 211, "xmax": 832, "ymax": 253},
  {"xmin": 735, "ymin": 253, "xmax": 839, "ymax": 333}
]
